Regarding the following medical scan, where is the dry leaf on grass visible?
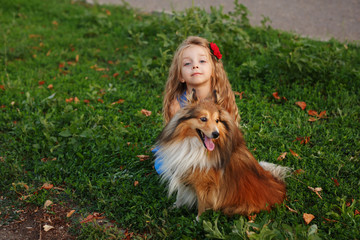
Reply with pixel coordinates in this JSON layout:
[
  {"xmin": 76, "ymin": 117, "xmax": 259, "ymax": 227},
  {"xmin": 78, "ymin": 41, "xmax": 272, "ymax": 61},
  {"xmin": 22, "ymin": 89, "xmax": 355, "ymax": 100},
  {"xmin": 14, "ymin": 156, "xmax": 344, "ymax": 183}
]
[
  {"xmin": 234, "ymin": 91, "xmax": 244, "ymax": 99},
  {"xmin": 277, "ymin": 152, "xmax": 287, "ymax": 161},
  {"xmin": 41, "ymin": 183, "xmax": 54, "ymax": 190},
  {"xmin": 141, "ymin": 109, "xmax": 152, "ymax": 116},
  {"xmin": 66, "ymin": 210, "xmax": 76, "ymax": 218},
  {"xmin": 295, "ymin": 101, "xmax": 306, "ymax": 110},
  {"xmin": 303, "ymin": 213, "xmax": 315, "ymax": 225},
  {"xmin": 272, "ymin": 92, "xmax": 280, "ymax": 100},
  {"xmin": 137, "ymin": 155, "xmax": 149, "ymax": 161},
  {"xmin": 43, "ymin": 224, "xmax": 54, "ymax": 232},
  {"xmin": 285, "ymin": 205, "xmax": 298, "ymax": 214},
  {"xmin": 289, "ymin": 149, "xmax": 301, "ymax": 159},
  {"xmin": 43, "ymin": 200, "xmax": 53, "ymax": 209},
  {"xmin": 308, "ymin": 186, "xmax": 323, "ymax": 199},
  {"xmin": 80, "ymin": 212, "xmax": 105, "ymax": 224}
]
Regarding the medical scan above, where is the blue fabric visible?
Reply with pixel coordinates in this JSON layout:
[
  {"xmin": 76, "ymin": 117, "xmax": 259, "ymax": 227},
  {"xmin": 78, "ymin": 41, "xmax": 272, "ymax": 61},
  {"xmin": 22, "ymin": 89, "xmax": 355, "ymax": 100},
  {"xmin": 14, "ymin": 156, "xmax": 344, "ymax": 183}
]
[
  {"xmin": 154, "ymin": 91, "xmax": 187, "ymax": 174},
  {"xmin": 152, "ymin": 146, "xmax": 163, "ymax": 174},
  {"xmin": 178, "ymin": 90, "xmax": 187, "ymax": 108}
]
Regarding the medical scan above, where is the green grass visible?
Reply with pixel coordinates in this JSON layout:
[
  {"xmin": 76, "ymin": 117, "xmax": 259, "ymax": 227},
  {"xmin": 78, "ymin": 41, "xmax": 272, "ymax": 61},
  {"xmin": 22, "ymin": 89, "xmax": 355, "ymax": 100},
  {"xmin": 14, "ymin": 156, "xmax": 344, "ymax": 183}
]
[{"xmin": 1, "ymin": 0, "xmax": 359, "ymax": 238}]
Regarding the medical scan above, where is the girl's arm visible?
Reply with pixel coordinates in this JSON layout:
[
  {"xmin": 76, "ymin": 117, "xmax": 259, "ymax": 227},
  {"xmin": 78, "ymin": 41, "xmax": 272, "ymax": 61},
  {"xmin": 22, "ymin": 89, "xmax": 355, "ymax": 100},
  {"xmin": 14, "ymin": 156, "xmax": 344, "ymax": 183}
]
[{"xmin": 168, "ymin": 98, "xmax": 181, "ymax": 121}]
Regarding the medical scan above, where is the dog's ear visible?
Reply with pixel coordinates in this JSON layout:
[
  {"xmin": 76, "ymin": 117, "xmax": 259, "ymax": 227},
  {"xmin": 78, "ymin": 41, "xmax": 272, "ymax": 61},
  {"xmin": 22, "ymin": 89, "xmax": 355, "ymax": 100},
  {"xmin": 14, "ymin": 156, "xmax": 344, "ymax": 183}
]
[
  {"xmin": 187, "ymin": 88, "xmax": 198, "ymax": 104},
  {"xmin": 212, "ymin": 90, "xmax": 223, "ymax": 105}
]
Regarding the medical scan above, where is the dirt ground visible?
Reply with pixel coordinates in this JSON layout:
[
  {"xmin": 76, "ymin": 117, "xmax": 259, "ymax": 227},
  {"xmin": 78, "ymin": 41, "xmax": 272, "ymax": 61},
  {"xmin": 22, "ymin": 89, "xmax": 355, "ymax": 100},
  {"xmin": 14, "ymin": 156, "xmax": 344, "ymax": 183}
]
[
  {"xmin": 0, "ymin": 204, "xmax": 77, "ymax": 240},
  {"xmin": 87, "ymin": 0, "xmax": 360, "ymax": 43}
]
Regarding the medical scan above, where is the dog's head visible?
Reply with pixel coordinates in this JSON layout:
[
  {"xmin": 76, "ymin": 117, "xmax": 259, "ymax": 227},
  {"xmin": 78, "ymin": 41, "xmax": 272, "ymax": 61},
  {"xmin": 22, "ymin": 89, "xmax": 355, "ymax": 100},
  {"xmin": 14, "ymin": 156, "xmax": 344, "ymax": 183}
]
[
  {"xmin": 156, "ymin": 89, "xmax": 238, "ymax": 168},
  {"xmin": 179, "ymin": 89, "xmax": 223, "ymax": 151}
]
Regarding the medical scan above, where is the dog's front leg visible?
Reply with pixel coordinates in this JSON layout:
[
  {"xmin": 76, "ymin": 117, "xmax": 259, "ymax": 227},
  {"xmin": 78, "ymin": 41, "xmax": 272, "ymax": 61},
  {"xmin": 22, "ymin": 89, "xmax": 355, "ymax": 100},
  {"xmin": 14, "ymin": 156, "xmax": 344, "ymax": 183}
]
[
  {"xmin": 196, "ymin": 193, "xmax": 206, "ymax": 221},
  {"xmin": 175, "ymin": 184, "xmax": 197, "ymax": 208}
]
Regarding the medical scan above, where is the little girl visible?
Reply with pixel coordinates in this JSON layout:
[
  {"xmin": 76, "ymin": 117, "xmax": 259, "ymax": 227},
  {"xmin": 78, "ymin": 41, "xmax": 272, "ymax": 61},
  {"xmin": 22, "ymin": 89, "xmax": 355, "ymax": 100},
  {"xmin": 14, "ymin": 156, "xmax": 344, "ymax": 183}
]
[
  {"xmin": 155, "ymin": 36, "xmax": 240, "ymax": 173},
  {"xmin": 162, "ymin": 36, "xmax": 240, "ymax": 125}
]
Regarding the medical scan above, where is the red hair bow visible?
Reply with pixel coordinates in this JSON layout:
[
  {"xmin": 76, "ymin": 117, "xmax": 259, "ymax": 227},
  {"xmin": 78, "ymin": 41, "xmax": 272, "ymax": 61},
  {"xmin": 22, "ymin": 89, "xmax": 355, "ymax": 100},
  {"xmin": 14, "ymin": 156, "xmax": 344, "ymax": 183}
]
[{"xmin": 209, "ymin": 42, "xmax": 222, "ymax": 60}]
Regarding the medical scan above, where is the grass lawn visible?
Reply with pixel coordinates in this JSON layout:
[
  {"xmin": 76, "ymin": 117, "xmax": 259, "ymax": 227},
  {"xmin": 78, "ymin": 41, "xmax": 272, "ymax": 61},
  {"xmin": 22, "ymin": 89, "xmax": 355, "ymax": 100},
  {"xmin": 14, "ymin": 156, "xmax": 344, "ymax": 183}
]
[{"xmin": 1, "ymin": 0, "xmax": 359, "ymax": 238}]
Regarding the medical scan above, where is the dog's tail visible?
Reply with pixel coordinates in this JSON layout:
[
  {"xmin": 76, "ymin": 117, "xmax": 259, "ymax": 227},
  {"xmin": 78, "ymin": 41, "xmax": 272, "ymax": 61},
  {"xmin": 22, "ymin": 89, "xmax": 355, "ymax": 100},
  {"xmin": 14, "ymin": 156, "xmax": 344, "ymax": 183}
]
[{"xmin": 259, "ymin": 162, "xmax": 292, "ymax": 182}]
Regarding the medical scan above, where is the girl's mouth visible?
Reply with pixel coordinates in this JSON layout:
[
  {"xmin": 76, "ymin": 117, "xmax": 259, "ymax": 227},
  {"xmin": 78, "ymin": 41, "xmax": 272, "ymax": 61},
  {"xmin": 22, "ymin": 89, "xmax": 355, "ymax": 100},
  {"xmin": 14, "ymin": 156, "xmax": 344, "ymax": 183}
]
[{"xmin": 191, "ymin": 72, "xmax": 202, "ymax": 76}]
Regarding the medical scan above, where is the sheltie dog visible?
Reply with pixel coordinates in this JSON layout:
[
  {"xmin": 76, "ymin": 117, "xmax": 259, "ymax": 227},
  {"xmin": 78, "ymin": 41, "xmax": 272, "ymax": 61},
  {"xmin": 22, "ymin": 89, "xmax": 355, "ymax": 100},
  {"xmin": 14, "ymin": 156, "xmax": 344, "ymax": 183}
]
[{"xmin": 154, "ymin": 90, "xmax": 290, "ymax": 218}]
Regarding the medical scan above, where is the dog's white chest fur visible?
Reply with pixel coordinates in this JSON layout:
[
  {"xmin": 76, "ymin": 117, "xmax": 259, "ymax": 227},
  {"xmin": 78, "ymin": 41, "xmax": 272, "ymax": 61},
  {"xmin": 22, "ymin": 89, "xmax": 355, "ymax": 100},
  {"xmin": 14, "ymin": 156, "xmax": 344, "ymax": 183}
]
[{"xmin": 155, "ymin": 137, "xmax": 211, "ymax": 207}]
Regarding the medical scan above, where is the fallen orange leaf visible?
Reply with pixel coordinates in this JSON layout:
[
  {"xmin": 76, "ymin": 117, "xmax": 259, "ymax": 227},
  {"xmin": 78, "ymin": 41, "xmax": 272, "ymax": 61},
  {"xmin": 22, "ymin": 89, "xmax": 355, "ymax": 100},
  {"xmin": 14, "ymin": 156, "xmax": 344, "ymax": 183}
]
[
  {"xmin": 111, "ymin": 99, "xmax": 125, "ymax": 105},
  {"xmin": 42, "ymin": 183, "xmax": 54, "ymax": 190},
  {"xmin": 66, "ymin": 98, "xmax": 73, "ymax": 103},
  {"xmin": 234, "ymin": 91, "xmax": 244, "ymax": 100},
  {"xmin": 66, "ymin": 210, "xmax": 76, "ymax": 218},
  {"xmin": 293, "ymin": 136, "xmax": 310, "ymax": 145},
  {"xmin": 47, "ymin": 84, "xmax": 54, "ymax": 90},
  {"xmin": 308, "ymin": 110, "xmax": 318, "ymax": 116},
  {"xmin": 38, "ymin": 81, "xmax": 45, "ymax": 85},
  {"xmin": 248, "ymin": 214, "xmax": 257, "ymax": 221},
  {"xmin": 355, "ymin": 209, "xmax": 360, "ymax": 216},
  {"xmin": 277, "ymin": 152, "xmax": 287, "ymax": 161},
  {"xmin": 134, "ymin": 181, "xmax": 139, "ymax": 187},
  {"xmin": 318, "ymin": 110, "xmax": 327, "ymax": 118},
  {"xmin": 332, "ymin": 177, "xmax": 340, "ymax": 187},
  {"xmin": 303, "ymin": 213, "xmax": 315, "ymax": 225},
  {"xmin": 137, "ymin": 155, "xmax": 150, "ymax": 161},
  {"xmin": 272, "ymin": 92, "xmax": 280, "ymax": 100},
  {"xmin": 294, "ymin": 169, "xmax": 305, "ymax": 175},
  {"xmin": 0, "ymin": 85, "xmax": 5, "ymax": 90},
  {"xmin": 80, "ymin": 212, "xmax": 105, "ymax": 224},
  {"xmin": 289, "ymin": 149, "xmax": 301, "ymax": 159},
  {"xmin": 295, "ymin": 101, "xmax": 306, "ymax": 110},
  {"xmin": 141, "ymin": 109, "xmax": 152, "ymax": 117},
  {"xmin": 308, "ymin": 117, "xmax": 318, "ymax": 122}
]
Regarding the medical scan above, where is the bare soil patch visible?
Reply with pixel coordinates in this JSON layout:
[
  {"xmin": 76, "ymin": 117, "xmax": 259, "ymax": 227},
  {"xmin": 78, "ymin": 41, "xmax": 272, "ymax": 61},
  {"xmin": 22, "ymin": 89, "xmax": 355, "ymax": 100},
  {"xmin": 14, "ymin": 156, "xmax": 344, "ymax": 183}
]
[{"xmin": 0, "ymin": 204, "xmax": 78, "ymax": 240}]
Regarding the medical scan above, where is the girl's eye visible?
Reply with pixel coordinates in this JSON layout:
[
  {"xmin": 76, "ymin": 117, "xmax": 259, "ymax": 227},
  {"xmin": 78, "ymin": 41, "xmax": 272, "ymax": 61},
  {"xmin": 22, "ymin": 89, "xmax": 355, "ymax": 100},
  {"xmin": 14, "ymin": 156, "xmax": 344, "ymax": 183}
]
[
  {"xmin": 184, "ymin": 62, "xmax": 191, "ymax": 66},
  {"xmin": 200, "ymin": 60, "xmax": 206, "ymax": 63},
  {"xmin": 200, "ymin": 117, "xmax": 207, "ymax": 122}
]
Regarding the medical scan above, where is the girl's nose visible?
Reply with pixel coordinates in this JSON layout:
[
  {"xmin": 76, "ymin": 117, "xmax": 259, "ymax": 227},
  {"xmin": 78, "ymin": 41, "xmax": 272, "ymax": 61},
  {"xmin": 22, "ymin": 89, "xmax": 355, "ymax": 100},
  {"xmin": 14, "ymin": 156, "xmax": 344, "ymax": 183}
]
[{"xmin": 192, "ymin": 65, "xmax": 199, "ymax": 69}]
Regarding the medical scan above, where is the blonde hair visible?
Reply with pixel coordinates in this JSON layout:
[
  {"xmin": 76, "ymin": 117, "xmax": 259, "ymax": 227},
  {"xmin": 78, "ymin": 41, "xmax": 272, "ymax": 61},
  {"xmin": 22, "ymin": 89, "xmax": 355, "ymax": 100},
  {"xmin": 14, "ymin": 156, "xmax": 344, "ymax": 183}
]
[{"xmin": 163, "ymin": 36, "xmax": 240, "ymax": 126}]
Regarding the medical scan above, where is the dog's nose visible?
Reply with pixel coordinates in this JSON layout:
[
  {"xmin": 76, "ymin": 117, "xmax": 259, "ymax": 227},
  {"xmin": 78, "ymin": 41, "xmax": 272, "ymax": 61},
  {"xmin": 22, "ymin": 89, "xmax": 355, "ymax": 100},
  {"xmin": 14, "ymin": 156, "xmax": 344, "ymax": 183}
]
[{"xmin": 212, "ymin": 131, "xmax": 219, "ymax": 139}]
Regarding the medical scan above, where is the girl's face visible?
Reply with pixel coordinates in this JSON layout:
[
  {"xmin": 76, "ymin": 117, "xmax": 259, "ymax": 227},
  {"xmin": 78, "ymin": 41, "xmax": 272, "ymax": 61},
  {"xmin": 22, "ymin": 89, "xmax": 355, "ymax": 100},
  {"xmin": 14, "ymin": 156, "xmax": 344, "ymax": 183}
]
[{"xmin": 180, "ymin": 45, "xmax": 213, "ymax": 88}]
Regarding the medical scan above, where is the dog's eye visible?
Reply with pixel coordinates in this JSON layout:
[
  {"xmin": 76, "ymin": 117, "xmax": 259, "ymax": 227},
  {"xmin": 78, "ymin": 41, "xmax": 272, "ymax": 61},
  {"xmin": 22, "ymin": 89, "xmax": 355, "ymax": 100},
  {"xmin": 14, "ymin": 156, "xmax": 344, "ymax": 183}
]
[
  {"xmin": 200, "ymin": 117, "xmax": 207, "ymax": 122},
  {"xmin": 216, "ymin": 119, "xmax": 219, "ymax": 123}
]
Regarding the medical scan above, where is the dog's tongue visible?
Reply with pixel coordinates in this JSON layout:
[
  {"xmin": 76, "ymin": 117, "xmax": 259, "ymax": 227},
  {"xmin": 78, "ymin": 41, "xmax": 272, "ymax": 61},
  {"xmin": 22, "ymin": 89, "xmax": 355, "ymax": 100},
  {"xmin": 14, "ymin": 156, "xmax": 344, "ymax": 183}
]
[{"xmin": 204, "ymin": 136, "xmax": 215, "ymax": 151}]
